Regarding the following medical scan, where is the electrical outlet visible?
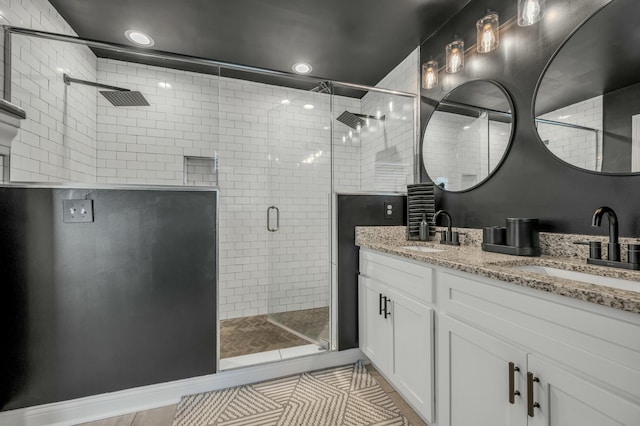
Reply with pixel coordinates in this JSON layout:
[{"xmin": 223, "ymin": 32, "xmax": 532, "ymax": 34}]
[
  {"xmin": 63, "ymin": 199, "xmax": 94, "ymax": 223},
  {"xmin": 384, "ymin": 200, "xmax": 396, "ymax": 219}
]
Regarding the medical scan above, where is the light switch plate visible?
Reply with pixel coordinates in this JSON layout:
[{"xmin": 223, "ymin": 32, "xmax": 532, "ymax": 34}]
[{"xmin": 63, "ymin": 199, "xmax": 94, "ymax": 223}]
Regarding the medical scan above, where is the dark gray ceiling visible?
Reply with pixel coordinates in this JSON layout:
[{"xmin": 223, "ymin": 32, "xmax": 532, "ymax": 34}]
[
  {"xmin": 536, "ymin": 0, "xmax": 639, "ymax": 115},
  {"xmin": 48, "ymin": 0, "xmax": 470, "ymax": 95}
]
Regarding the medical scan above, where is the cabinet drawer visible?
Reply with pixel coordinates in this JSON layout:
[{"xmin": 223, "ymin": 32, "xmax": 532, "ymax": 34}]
[{"xmin": 360, "ymin": 249, "xmax": 434, "ymax": 304}]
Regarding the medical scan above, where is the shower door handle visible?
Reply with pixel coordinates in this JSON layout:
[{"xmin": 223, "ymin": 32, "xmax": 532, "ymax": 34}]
[{"xmin": 267, "ymin": 206, "xmax": 280, "ymax": 232}]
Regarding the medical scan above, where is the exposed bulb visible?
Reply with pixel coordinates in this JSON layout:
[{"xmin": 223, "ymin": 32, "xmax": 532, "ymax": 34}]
[
  {"xmin": 422, "ymin": 60, "xmax": 438, "ymax": 89},
  {"xmin": 481, "ymin": 25, "xmax": 495, "ymax": 52},
  {"xmin": 449, "ymin": 48, "xmax": 462, "ymax": 73},
  {"xmin": 521, "ymin": 0, "xmax": 542, "ymax": 26},
  {"xmin": 425, "ymin": 67, "xmax": 436, "ymax": 88}
]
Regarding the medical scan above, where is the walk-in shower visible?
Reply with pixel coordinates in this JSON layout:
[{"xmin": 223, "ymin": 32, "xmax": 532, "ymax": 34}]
[{"xmin": 3, "ymin": 25, "xmax": 418, "ymax": 371}]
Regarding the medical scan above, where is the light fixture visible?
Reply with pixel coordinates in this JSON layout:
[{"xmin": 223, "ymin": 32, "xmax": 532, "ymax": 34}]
[
  {"xmin": 446, "ymin": 38, "xmax": 464, "ymax": 73},
  {"xmin": 125, "ymin": 30, "xmax": 154, "ymax": 46},
  {"xmin": 518, "ymin": 0, "xmax": 545, "ymax": 26},
  {"xmin": 477, "ymin": 11, "xmax": 499, "ymax": 53},
  {"xmin": 303, "ymin": 104, "xmax": 314, "ymax": 110},
  {"xmin": 421, "ymin": 59, "xmax": 438, "ymax": 89},
  {"xmin": 292, "ymin": 63, "xmax": 312, "ymax": 74}
]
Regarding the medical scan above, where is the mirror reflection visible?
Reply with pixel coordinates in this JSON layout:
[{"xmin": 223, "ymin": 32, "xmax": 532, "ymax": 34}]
[
  {"xmin": 422, "ymin": 80, "xmax": 513, "ymax": 191},
  {"xmin": 535, "ymin": 0, "xmax": 640, "ymax": 173}
]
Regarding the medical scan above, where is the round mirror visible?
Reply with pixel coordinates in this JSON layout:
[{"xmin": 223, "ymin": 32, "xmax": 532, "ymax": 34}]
[
  {"xmin": 535, "ymin": 0, "xmax": 640, "ymax": 174},
  {"xmin": 422, "ymin": 80, "xmax": 514, "ymax": 191}
]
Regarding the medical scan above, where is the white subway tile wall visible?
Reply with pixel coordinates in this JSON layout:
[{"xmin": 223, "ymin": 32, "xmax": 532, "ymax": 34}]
[
  {"xmin": 95, "ymin": 59, "xmax": 219, "ymax": 185},
  {"xmin": 3, "ymin": 0, "xmax": 98, "ymax": 182},
  {"xmin": 423, "ymin": 111, "xmax": 510, "ymax": 190},
  {"xmin": 332, "ymin": 96, "xmax": 362, "ymax": 193},
  {"xmin": 537, "ymin": 96, "xmax": 603, "ymax": 171},
  {"xmin": 360, "ymin": 48, "xmax": 418, "ymax": 191}
]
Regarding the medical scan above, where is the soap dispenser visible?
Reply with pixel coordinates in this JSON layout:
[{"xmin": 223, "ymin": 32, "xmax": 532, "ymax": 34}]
[{"xmin": 419, "ymin": 213, "xmax": 429, "ymax": 241}]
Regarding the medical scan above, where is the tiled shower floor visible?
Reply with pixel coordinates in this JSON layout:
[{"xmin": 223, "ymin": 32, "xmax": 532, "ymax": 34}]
[{"xmin": 219, "ymin": 307, "xmax": 329, "ymax": 359}]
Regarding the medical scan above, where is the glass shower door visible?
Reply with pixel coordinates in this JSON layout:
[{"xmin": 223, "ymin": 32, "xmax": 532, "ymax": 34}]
[{"xmin": 265, "ymin": 88, "xmax": 332, "ymax": 353}]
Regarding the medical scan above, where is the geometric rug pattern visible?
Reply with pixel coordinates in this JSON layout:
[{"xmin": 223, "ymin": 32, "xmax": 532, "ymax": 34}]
[{"xmin": 172, "ymin": 362, "xmax": 411, "ymax": 425}]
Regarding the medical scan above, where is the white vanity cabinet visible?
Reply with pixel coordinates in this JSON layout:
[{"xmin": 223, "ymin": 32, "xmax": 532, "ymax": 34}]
[
  {"xmin": 438, "ymin": 269, "xmax": 640, "ymax": 426},
  {"xmin": 358, "ymin": 249, "xmax": 435, "ymax": 423},
  {"xmin": 358, "ymin": 246, "xmax": 640, "ymax": 426}
]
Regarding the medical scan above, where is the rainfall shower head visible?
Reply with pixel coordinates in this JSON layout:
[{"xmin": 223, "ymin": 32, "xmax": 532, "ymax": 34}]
[
  {"xmin": 336, "ymin": 111, "xmax": 385, "ymax": 130},
  {"xmin": 63, "ymin": 74, "xmax": 150, "ymax": 107},
  {"xmin": 99, "ymin": 90, "xmax": 150, "ymax": 107}
]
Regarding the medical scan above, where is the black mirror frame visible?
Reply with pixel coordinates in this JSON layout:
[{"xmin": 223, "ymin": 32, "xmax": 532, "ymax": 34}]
[
  {"xmin": 421, "ymin": 79, "xmax": 517, "ymax": 193},
  {"xmin": 531, "ymin": 1, "xmax": 639, "ymax": 176}
]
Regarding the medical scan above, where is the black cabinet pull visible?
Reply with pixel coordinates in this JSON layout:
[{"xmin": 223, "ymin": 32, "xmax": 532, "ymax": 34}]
[
  {"xmin": 527, "ymin": 372, "xmax": 540, "ymax": 417},
  {"xmin": 509, "ymin": 362, "xmax": 520, "ymax": 404},
  {"xmin": 379, "ymin": 293, "xmax": 384, "ymax": 316},
  {"xmin": 384, "ymin": 297, "xmax": 391, "ymax": 318}
]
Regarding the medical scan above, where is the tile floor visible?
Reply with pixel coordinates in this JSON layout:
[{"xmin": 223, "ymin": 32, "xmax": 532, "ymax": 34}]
[
  {"xmin": 76, "ymin": 364, "xmax": 427, "ymax": 426},
  {"xmin": 219, "ymin": 307, "xmax": 329, "ymax": 359}
]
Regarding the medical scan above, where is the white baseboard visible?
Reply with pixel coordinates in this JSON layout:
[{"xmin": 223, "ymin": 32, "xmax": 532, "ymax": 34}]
[{"xmin": 0, "ymin": 348, "xmax": 364, "ymax": 426}]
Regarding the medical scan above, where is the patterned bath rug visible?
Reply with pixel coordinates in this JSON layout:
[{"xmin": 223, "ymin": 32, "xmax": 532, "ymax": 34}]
[{"xmin": 172, "ymin": 361, "xmax": 412, "ymax": 425}]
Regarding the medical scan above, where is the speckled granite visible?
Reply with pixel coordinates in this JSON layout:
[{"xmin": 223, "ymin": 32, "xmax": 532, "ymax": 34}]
[
  {"xmin": 428, "ymin": 226, "xmax": 640, "ymax": 258},
  {"xmin": 356, "ymin": 226, "xmax": 640, "ymax": 314}
]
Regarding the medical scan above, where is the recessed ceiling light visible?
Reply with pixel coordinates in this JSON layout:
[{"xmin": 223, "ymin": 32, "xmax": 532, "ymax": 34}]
[
  {"xmin": 292, "ymin": 63, "xmax": 312, "ymax": 74},
  {"xmin": 125, "ymin": 30, "xmax": 155, "ymax": 46},
  {"xmin": 303, "ymin": 104, "xmax": 314, "ymax": 110}
]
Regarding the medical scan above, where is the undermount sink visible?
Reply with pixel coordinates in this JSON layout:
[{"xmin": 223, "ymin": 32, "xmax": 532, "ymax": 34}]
[
  {"xmin": 511, "ymin": 265, "xmax": 640, "ymax": 292},
  {"xmin": 400, "ymin": 246, "xmax": 445, "ymax": 253}
]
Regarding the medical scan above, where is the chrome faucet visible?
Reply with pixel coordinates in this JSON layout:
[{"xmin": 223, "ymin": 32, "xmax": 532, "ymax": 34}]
[
  {"xmin": 433, "ymin": 210, "xmax": 460, "ymax": 245},
  {"xmin": 591, "ymin": 206, "xmax": 620, "ymax": 261}
]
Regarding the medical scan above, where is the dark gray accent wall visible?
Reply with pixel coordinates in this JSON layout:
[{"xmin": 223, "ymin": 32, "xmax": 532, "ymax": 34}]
[
  {"xmin": 0, "ymin": 187, "xmax": 217, "ymax": 410},
  {"xmin": 336, "ymin": 194, "xmax": 406, "ymax": 350},
  {"xmin": 602, "ymin": 82, "xmax": 640, "ymax": 172},
  {"xmin": 419, "ymin": 0, "xmax": 640, "ymax": 237}
]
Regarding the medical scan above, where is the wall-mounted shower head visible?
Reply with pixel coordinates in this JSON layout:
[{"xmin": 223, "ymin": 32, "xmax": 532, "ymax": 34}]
[
  {"xmin": 63, "ymin": 74, "xmax": 150, "ymax": 107},
  {"xmin": 336, "ymin": 111, "xmax": 385, "ymax": 130}
]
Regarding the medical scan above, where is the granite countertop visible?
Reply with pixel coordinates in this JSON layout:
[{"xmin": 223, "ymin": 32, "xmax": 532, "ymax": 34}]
[{"xmin": 356, "ymin": 226, "xmax": 640, "ymax": 315}]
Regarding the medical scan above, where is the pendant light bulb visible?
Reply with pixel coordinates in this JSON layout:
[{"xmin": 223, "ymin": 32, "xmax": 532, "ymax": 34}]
[
  {"xmin": 446, "ymin": 38, "xmax": 464, "ymax": 73},
  {"xmin": 422, "ymin": 60, "xmax": 438, "ymax": 89},
  {"xmin": 477, "ymin": 12, "xmax": 499, "ymax": 53},
  {"xmin": 518, "ymin": 0, "xmax": 545, "ymax": 26}
]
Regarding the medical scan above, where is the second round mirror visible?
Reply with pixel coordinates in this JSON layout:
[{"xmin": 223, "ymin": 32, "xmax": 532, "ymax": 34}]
[{"xmin": 422, "ymin": 80, "xmax": 514, "ymax": 192}]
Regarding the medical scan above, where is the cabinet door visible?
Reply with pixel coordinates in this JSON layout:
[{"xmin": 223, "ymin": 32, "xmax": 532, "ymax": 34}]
[
  {"xmin": 527, "ymin": 355, "xmax": 640, "ymax": 426},
  {"xmin": 358, "ymin": 276, "xmax": 390, "ymax": 371},
  {"xmin": 387, "ymin": 288, "xmax": 434, "ymax": 423},
  {"xmin": 439, "ymin": 315, "xmax": 528, "ymax": 426}
]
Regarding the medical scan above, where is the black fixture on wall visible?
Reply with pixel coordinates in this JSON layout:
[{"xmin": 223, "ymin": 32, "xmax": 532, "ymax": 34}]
[{"xmin": 419, "ymin": 0, "xmax": 640, "ymax": 238}]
